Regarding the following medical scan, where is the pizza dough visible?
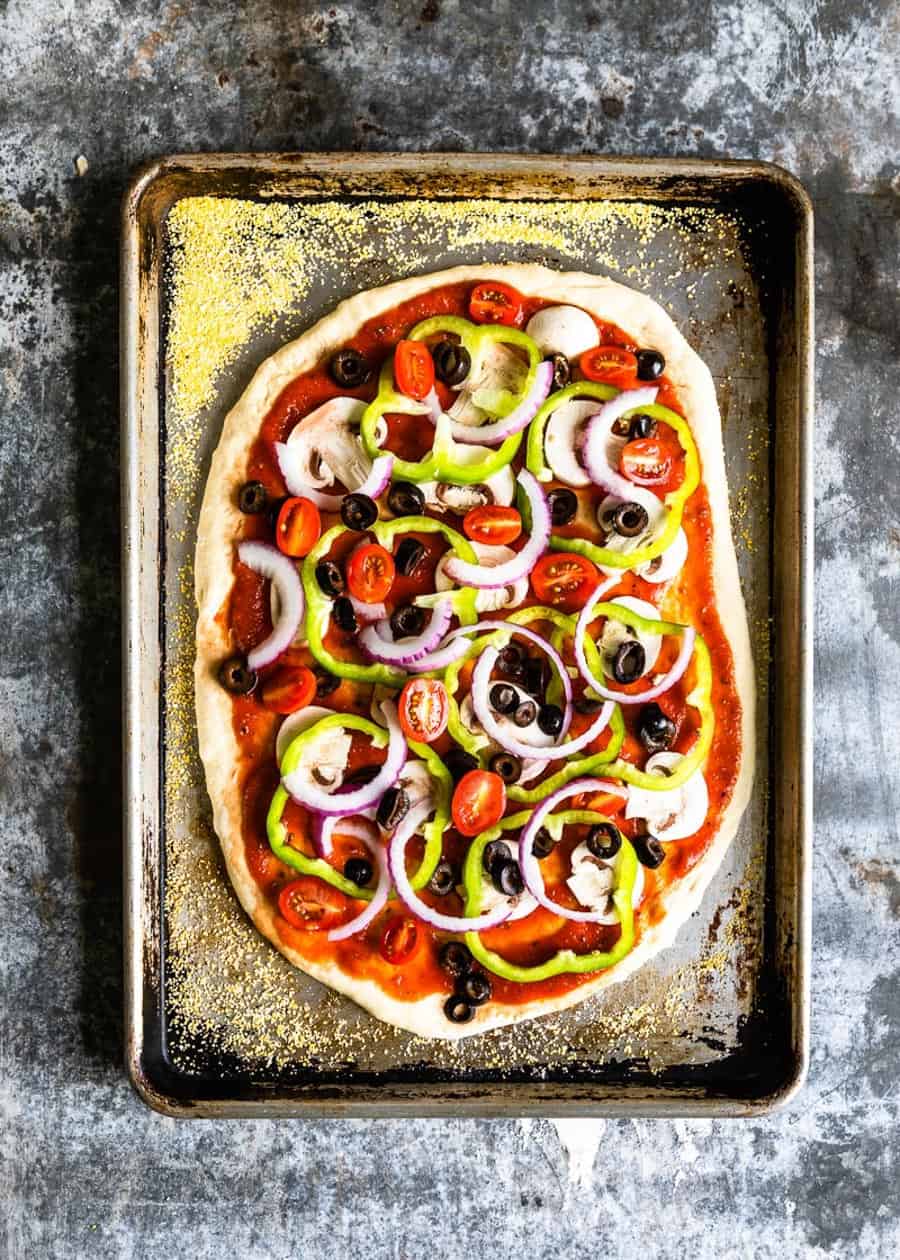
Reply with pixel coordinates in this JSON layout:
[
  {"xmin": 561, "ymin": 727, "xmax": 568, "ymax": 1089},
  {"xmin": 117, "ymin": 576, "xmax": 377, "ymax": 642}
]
[{"xmin": 194, "ymin": 264, "xmax": 754, "ymax": 1039}]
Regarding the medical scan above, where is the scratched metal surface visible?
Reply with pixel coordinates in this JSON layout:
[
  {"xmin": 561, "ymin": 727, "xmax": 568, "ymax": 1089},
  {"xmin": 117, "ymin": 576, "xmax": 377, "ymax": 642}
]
[
  {"xmin": 158, "ymin": 185, "xmax": 771, "ymax": 1086},
  {"xmin": 1, "ymin": 0, "xmax": 898, "ymax": 1256}
]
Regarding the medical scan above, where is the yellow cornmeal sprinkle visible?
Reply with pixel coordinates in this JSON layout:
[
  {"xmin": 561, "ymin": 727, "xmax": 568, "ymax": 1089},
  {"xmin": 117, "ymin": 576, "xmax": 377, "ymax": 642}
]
[{"xmin": 163, "ymin": 193, "xmax": 765, "ymax": 1074}]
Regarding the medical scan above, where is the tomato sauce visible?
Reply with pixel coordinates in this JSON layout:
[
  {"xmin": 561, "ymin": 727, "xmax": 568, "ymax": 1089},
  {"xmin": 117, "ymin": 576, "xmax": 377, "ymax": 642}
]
[{"xmin": 218, "ymin": 280, "xmax": 743, "ymax": 1010}]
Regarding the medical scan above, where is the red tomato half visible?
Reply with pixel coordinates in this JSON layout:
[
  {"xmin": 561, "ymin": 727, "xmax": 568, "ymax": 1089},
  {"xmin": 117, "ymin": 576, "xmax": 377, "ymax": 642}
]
[
  {"xmin": 398, "ymin": 678, "xmax": 449, "ymax": 743},
  {"xmin": 579, "ymin": 346, "xmax": 638, "ymax": 389},
  {"xmin": 276, "ymin": 497, "xmax": 321, "ymax": 558},
  {"xmin": 261, "ymin": 663, "xmax": 317, "ymax": 714},
  {"xmin": 346, "ymin": 543, "xmax": 396, "ymax": 603},
  {"xmin": 452, "ymin": 770, "xmax": 506, "ymax": 837},
  {"xmin": 278, "ymin": 877, "xmax": 347, "ymax": 930},
  {"xmin": 380, "ymin": 915, "xmax": 420, "ymax": 964},
  {"xmin": 530, "ymin": 552, "xmax": 600, "ymax": 611},
  {"xmin": 394, "ymin": 340, "xmax": 435, "ymax": 401},
  {"xmin": 463, "ymin": 505, "xmax": 522, "ymax": 546},
  {"xmin": 468, "ymin": 281, "xmax": 524, "ymax": 327},
  {"xmin": 619, "ymin": 438, "xmax": 672, "ymax": 486}
]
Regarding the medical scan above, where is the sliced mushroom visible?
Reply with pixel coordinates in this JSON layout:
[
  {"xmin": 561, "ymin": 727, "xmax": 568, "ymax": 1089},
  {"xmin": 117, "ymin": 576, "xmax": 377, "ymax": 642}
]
[
  {"xmin": 596, "ymin": 492, "xmax": 666, "ymax": 574},
  {"xmin": 285, "ymin": 396, "xmax": 373, "ymax": 492},
  {"xmin": 275, "ymin": 705, "xmax": 334, "ymax": 766},
  {"xmin": 600, "ymin": 596, "xmax": 662, "ymax": 677},
  {"xmin": 566, "ymin": 839, "xmax": 645, "ymax": 923},
  {"xmin": 418, "ymin": 446, "xmax": 515, "ymax": 513},
  {"xmin": 435, "ymin": 542, "xmax": 527, "ymax": 612},
  {"xmin": 525, "ymin": 305, "xmax": 600, "ymax": 360},
  {"xmin": 635, "ymin": 527, "xmax": 689, "ymax": 584},
  {"xmin": 625, "ymin": 752, "xmax": 709, "ymax": 841},
  {"xmin": 279, "ymin": 719, "xmax": 353, "ymax": 789},
  {"xmin": 448, "ymin": 340, "xmax": 527, "ymax": 428}
]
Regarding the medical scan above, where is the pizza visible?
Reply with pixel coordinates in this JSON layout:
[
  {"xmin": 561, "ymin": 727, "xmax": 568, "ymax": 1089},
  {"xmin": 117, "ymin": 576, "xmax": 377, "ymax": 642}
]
[{"xmin": 194, "ymin": 264, "xmax": 753, "ymax": 1040}]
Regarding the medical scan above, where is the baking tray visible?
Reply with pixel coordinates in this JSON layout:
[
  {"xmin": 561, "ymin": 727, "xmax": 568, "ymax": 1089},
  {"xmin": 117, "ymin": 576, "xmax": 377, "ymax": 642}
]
[{"xmin": 121, "ymin": 153, "xmax": 812, "ymax": 1117}]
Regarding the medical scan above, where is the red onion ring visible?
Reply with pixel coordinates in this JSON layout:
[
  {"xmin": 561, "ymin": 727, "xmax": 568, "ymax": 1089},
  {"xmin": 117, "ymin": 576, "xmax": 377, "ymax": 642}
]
[
  {"xmin": 349, "ymin": 595, "xmax": 387, "ymax": 624},
  {"xmin": 313, "ymin": 814, "xmax": 377, "ymax": 860},
  {"xmin": 471, "ymin": 646, "xmax": 612, "ymax": 761},
  {"xmin": 327, "ymin": 825, "xmax": 390, "ymax": 942},
  {"xmin": 283, "ymin": 701, "xmax": 407, "ymax": 816},
  {"xmin": 274, "ymin": 447, "xmax": 394, "ymax": 511},
  {"xmin": 580, "ymin": 387, "xmax": 661, "ymax": 509},
  {"xmin": 574, "ymin": 585, "xmax": 697, "ymax": 704},
  {"xmin": 387, "ymin": 805, "xmax": 513, "ymax": 932},
  {"xmin": 519, "ymin": 778, "xmax": 630, "ymax": 923},
  {"xmin": 443, "ymin": 471, "xmax": 550, "ymax": 589},
  {"xmin": 407, "ymin": 635, "xmax": 473, "ymax": 674},
  {"xmin": 236, "ymin": 541, "xmax": 305, "ymax": 671},
  {"xmin": 360, "ymin": 599, "xmax": 454, "ymax": 666}
]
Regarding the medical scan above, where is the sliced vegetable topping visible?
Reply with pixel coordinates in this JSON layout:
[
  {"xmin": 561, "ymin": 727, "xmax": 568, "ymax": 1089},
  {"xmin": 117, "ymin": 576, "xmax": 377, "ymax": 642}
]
[
  {"xmin": 394, "ymin": 339, "xmax": 436, "ymax": 401},
  {"xmin": 469, "ymin": 281, "xmax": 524, "ymax": 326},
  {"xmin": 398, "ymin": 678, "xmax": 449, "ymax": 743}
]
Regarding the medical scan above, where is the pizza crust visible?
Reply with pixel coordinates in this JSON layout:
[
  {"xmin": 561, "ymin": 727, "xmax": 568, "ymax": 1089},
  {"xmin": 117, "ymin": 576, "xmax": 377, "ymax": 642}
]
[{"xmin": 194, "ymin": 264, "xmax": 755, "ymax": 1040}]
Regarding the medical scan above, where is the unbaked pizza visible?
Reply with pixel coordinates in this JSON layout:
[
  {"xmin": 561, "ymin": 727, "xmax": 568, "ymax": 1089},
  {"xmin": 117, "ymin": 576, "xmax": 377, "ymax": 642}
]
[{"xmin": 194, "ymin": 265, "xmax": 753, "ymax": 1039}]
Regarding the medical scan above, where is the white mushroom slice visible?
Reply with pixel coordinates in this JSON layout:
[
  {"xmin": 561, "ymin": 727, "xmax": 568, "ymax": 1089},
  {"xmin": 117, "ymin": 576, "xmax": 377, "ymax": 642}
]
[
  {"xmin": 275, "ymin": 705, "xmax": 334, "ymax": 766},
  {"xmin": 417, "ymin": 446, "xmax": 515, "ymax": 513},
  {"xmin": 635, "ymin": 527, "xmax": 689, "ymax": 584},
  {"xmin": 544, "ymin": 399, "xmax": 597, "ymax": 487},
  {"xmin": 476, "ymin": 873, "xmax": 539, "ymax": 921},
  {"xmin": 397, "ymin": 760, "xmax": 436, "ymax": 813},
  {"xmin": 435, "ymin": 542, "xmax": 527, "ymax": 612},
  {"xmin": 277, "ymin": 717, "xmax": 353, "ymax": 789},
  {"xmin": 601, "ymin": 596, "xmax": 662, "ymax": 677},
  {"xmin": 458, "ymin": 688, "xmax": 550, "ymax": 785},
  {"xmin": 566, "ymin": 839, "xmax": 645, "ymax": 923},
  {"xmin": 285, "ymin": 396, "xmax": 372, "ymax": 492},
  {"xmin": 448, "ymin": 341, "xmax": 526, "ymax": 428},
  {"xmin": 625, "ymin": 751, "xmax": 709, "ymax": 841},
  {"xmin": 525, "ymin": 305, "xmax": 599, "ymax": 359}
]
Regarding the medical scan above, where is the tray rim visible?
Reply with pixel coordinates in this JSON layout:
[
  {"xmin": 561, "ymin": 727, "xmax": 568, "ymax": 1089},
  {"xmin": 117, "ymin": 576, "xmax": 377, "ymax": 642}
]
[{"xmin": 121, "ymin": 150, "xmax": 813, "ymax": 1119}]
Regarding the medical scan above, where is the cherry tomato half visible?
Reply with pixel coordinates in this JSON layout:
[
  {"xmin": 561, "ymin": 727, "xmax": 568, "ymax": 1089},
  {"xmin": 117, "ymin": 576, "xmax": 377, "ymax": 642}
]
[
  {"xmin": 468, "ymin": 281, "xmax": 525, "ymax": 327},
  {"xmin": 394, "ymin": 339, "xmax": 435, "ymax": 401},
  {"xmin": 462, "ymin": 504, "xmax": 522, "ymax": 546},
  {"xmin": 278, "ymin": 877, "xmax": 348, "ymax": 931},
  {"xmin": 275, "ymin": 496, "xmax": 321, "ymax": 558},
  {"xmin": 452, "ymin": 770, "xmax": 506, "ymax": 838},
  {"xmin": 261, "ymin": 663, "xmax": 317, "ymax": 714},
  {"xmin": 346, "ymin": 543, "xmax": 396, "ymax": 604},
  {"xmin": 398, "ymin": 678, "xmax": 449, "ymax": 743},
  {"xmin": 619, "ymin": 437, "xmax": 672, "ymax": 486},
  {"xmin": 380, "ymin": 914, "xmax": 420, "ymax": 965},
  {"xmin": 579, "ymin": 345, "xmax": 638, "ymax": 389},
  {"xmin": 530, "ymin": 552, "xmax": 601, "ymax": 611}
]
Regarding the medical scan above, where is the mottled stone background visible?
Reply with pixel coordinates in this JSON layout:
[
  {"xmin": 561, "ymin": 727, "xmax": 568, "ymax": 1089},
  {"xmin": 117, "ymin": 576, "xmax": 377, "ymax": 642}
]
[{"xmin": 1, "ymin": 2, "xmax": 898, "ymax": 1257}]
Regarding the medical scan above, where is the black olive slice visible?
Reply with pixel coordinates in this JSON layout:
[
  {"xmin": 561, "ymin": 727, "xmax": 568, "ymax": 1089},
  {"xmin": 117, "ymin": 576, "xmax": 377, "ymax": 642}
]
[
  {"xmin": 238, "ymin": 481, "xmax": 268, "ymax": 514},
  {"xmin": 343, "ymin": 856, "xmax": 373, "ymax": 887},
  {"xmin": 445, "ymin": 748, "xmax": 479, "ymax": 783},
  {"xmin": 489, "ymin": 752, "xmax": 522, "ymax": 784},
  {"xmin": 612, "ymin": 502, "xmax": 649, "ymax": 538},
  {"xmin": 433, "ymin": 340, "xmax": 472, "ymax": 386},
  {"xmin": 633, "ymin": 832, "xmax": 665, "ymax": 868},
  {"xmin": 387, "ymin": 481, "xmax": 426, "ymax": 517},
  {"xmin": 217, "ymin": 655, "xmax": 257, "ymax": 695},
  {"xmin": 490, "ymin": 683, "xmax": 519, "ymax": 715},
  {"xmin": 459, "ymin": 971, "xmax": 492, "ymax": 1005},
  {"xmin": 531, "ymin": 827, "xmax": 555, "ymax": 858},
  {"xmin": 315, "ymin": 559, "xmax": 345, "ymax": 597},
  {"xmin": 390, "ymin": 604, "xmax": 427, "ymax": 640},
  {"xmin": 586, "ymin": 822, "xmax": 621, "ymax": 860},
  {"xmin": 537, "ymin": 704, "xmax": 564, "ymax": 737},
  {"xmin": 612, "ymin": 639, "xmax": 645, "ymax": 684},
  {"xmin": 332, "ymin": 596, "xmax": 358, "ymax": 632},
  {"xmin": 439, "ymin": 941, "xmax": 472, "ymax": 976},
  {"xmin": 329, "ymin": 347, "xmax": 371, "ymax": 388},
  {"xmin": 628, "ymin": 413, "xmax": 658, "ymax": 440},
  {"xmin": 493, "ymin": 859, "xmax": 524, "ymax": 897},
  {"xmin": 444, "ymin": 995, "xmax": 474, "ymax": 1023},
  {"xmin": 394, "ymin": 537, "xmax": 427, "ymax": 577},
  {"xmin": 428, "ymin": 860, "xmax": 456, "ymax": 897},
  {"xmin": 482, "ymin": 839, "xmax": 512, "ymax": 875},
  {"xmin": 376, "ymin": 785, "xmax": 410, "ymax": 830},
  {"xmin": 638, "ymin": 702, "xmax": 677, "ymax": 752},
  {"xmin": 340, "ymin": 493, "xmax": 378, "ymax": 531},
  {"xmin": 547, "ymin": 487, "xmax": 578, "ymax": 526},
  {"xmin": 635, "ymin": 348, "xmax": 665, "ymax": 381},
  {"xmin": 513, "ymin": 699, "xmax": 538, "ymax": 727},
  {"xmin": 549, "ymin": 352, "xmax": 570, "ymax": 389}
]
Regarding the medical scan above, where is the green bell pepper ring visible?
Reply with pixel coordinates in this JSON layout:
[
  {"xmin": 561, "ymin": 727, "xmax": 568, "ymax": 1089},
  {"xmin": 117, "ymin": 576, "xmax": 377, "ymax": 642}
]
[
  {"xmin": 461, "ymin": 810, "xmax": 638, "ymax": 982},
  {"xmin": 371, "ymin": 516, "xmax": 479, "ymax": 628},
  {"xmin": 505, "ymin": 705, "xmax": 625, "ymax": 804},
  {"xmin": 267, "ymin": 713, "xmax": 388, "ymax": 898},
  {"xmin": 300, "ymin": 522, "xmax": 479, "ymax": 686},
  {"xmin": 525, "ymin": 381, "xmax": 618, "ymax": 482},
  {"xmin": 549, "ymin": 402, "xmax": 701, "ymax": 570},
  {"xmin": 578, "ymin": 601, "xmax": 714, "ymax": 792},
  {"xmin": 360, "ymin": 360, "xmax": 522, "ymax": 485},
  {"xmin": 404, "ymin": 737, "xmax": 452, "ymax": 891},
  {"xmin": 267, "ymin": 716, "xmax": 451, "ymax": 896},
  {"xmin": 302, "ymin": 525, "xmax": 406, "ymax": 686}
]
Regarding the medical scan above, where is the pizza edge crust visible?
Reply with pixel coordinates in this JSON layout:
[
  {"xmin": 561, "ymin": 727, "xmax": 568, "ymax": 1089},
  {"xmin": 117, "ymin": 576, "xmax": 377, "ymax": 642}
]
[{"xmin": 194, "ymin": 263, "xmax": 755, "ymax": 1041}]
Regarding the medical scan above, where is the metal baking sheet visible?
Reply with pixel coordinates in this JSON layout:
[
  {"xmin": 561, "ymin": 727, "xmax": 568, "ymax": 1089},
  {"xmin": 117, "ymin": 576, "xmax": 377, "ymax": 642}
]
[{"xmin": 121, "ymin": 153, "xmax": 812, "ymax": 1117}]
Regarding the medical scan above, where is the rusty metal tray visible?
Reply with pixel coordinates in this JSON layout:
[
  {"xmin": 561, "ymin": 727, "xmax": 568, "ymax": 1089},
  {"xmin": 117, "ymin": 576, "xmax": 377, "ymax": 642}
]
[{"xmin": 122, "ymin": 153, "xmax": 812, "ymax": 1117}]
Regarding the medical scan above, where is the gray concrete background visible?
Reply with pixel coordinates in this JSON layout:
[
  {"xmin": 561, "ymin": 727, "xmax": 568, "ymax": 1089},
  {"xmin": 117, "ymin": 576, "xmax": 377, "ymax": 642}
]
[{"xmin": 1, "ymin": 1, "xmax": 898, "ymax": 1257}]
